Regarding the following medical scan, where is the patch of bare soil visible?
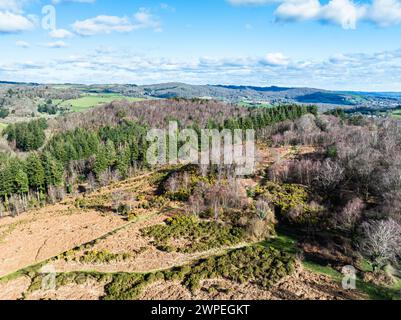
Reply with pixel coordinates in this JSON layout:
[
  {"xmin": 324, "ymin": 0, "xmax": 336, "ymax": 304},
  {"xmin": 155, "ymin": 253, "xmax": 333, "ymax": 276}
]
[
  {"xmin": 256, "ymin": 145, "xmax": 317, "ymax": 170},
  {"xmin": 140, "ymin": 265, "xmax": 364, "ymax": 301},
  {"xmin": 25, "ymin": 279, "xmax": 105, "ymax": 301},
  {"xmin": 0, "ymin": 276, "xmax": 31, "ymax": 300},
  {"xmin": 0, "ymin": 204, "xmax": 126, "ymax": 277}
]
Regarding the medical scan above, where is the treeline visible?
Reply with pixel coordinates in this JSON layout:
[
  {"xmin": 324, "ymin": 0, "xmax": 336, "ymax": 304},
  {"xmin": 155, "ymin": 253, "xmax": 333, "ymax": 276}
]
[
  {"xmin": 0, "ymin": 103, "xmax": 315, "ymax": 216},
  {"xmin": 38, "ymin": 104, "xmax": 58, "ymax": 115},
  {"xmin": 0, "ymin": 119, "xmax": 150, "ymax": 216},
  {"xmin": 38, "ymin": 99, "xmax": 69, "ymax": 115},
  {"xmin": 221, "ymin": 104, "xmax": 317, "ymax": 132},
  {"xmin": 3, "ymin": 119, "xmax": 47, "ymax": 152}
]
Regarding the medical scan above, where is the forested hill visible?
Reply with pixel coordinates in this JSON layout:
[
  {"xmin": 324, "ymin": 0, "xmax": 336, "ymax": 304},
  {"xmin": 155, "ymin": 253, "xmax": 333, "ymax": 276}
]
[
  {"xmin": 0, "ymin": 99, "xmax": 315, "ymax": 216},
  {"xmin": 1, "ymin": 82, "xmax": 401, "ymax": 112},
  {"xmin": 58, "ymin": 82, "xmax": 401, "ymax": 108}
]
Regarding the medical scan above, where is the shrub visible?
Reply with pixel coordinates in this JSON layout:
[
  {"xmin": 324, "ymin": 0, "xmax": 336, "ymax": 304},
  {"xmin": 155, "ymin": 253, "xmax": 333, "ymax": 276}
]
[
  {"xmin": 259, "ymin": 182, "xmax": 322, "ymax": 226},
  {"xmin": 182, "ymin": 246, "xmax": 295, "ymax": 292},
  {"xmin": 78, "ymin": 250, "xmax": 131, "ymax": 264},
  {"xmin": 142, "ymin": 215, "xmax": 246, "ymax": 253}
]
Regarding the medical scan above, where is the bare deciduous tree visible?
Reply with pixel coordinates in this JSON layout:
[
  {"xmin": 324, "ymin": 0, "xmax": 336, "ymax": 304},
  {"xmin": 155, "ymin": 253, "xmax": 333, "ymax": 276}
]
[
  {"xmin": 337, "ymin": 197, "xmax": 365, "ymax": 232},
  {"xmin": 359, "ymin": 219, "xmax": 401, "ymax": 269},
  {"xmin": 316, "ymin": 159, "xmax": 344, "ymax": 191}
]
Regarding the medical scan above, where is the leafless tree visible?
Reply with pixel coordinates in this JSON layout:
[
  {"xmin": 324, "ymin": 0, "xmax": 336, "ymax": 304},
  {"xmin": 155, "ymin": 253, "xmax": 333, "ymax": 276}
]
[
  {"xmin": 337, "ymin": 197, "xmax": 365, "ymax": 232},
  {"xmin": 359, "ymin": 219, "xmax": 401, "ymax": 269},
  {"xmin": 315, "ymin": 159, "xmax": 344, "ymax": 191}
]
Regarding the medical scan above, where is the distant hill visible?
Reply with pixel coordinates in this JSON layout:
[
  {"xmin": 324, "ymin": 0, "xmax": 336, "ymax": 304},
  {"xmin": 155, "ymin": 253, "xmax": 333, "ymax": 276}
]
[
  {"xmin": 1, "ymin": 81, "xmax": 401, "ymax": 111},
  {"xmin": 296, "ymin": 92, "xmax": 354, "ymax": 105}
]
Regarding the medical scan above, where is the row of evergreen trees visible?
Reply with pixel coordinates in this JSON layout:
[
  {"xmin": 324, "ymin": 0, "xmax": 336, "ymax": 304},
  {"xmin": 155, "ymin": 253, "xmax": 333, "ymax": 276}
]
[
  {"xmin": 221, "ymin": 104, "xmax": 317, "ymax": 132},
  {"xmin": 0, "ymin": 104, "xmax": 316, "ymax": 215},
  {"xmin": 3, "ymin": 118, "xmax": 48, "ymax": 152}
]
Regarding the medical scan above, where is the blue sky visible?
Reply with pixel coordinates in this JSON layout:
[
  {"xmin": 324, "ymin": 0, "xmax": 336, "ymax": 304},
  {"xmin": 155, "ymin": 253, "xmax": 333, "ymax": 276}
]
[{"xmin": 1, "ymin": 0, "xmax": 401, "ymax": 91}]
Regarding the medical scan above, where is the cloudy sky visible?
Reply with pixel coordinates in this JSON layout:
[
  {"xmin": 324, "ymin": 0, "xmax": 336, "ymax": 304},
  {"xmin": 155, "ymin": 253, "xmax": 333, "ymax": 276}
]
[{"xmin": 1, "ymin": 0, "xmax": 401, "ymax": 91}]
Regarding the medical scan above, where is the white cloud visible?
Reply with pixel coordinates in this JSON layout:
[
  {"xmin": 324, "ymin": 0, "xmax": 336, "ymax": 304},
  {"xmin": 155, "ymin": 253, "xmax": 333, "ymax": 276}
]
[
  {"xmin": 275, "ymin": 0, "xmax": 366, "ymax": 29},
  {"xmin": 134, "ymin": 8, "xmax": 162, "ymax": 32},
  {"xmin": 43, "ymin": 40, "xmax": 68, "ymax": 48},
  {"xmin": 0, "ymin": 1, "xmax": 36, "ymax": 34},
  {"xmin": 72, "ymin": 15, "xmax": 134, "ymax": 36},
  {"xmin": 15, "ymin": 40, "xmax": 29, "ymax": 48},
  {"xmin": 0, "ymin": 11, "xmax": 34, "ymax": 33},
  {"xmin": 49, "ymin": 28, "xmax": 74, "ymax": 38},
  {"xmin": 72, "ymin": 9, "xmax": 161, "ymax": 36},
  {"xmin": 2, "ymin": 44, "xmax": 401, "ymax": 91},
  {"xmin": 0, "ymin": 0, "xmax": 29, "ymax": 13},
  {"xmin": 263, "ymin": 52, "xmax": 290, "ymax": 66},
  {"xmin": 276, "ymin": 0, "xmax": 321, "ymax": 21},
  {"xmin": 367, "ymin": 0, "xmax": 401, "ymax": 26},
  {"xmin": 229, "ymin": 0, "xmax": 401, "ymax": 29}
]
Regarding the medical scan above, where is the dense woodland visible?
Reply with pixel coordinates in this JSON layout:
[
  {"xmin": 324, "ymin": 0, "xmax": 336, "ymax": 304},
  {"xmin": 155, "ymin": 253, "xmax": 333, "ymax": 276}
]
[
  {"xmin": 259, "ymin": 114, "xmax": 401, "ymax": 269},
  {"xmin": 0, "ymin": 100, "xmax": 313, "ymax": 216}
]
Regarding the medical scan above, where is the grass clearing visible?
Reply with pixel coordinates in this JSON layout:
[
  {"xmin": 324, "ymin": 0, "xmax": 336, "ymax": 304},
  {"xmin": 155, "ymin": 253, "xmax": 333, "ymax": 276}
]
[
  {"xmin": 265, "ymin": 230, "xmax": 401, "ymax": 300},
  {"xmin": 303, "ymin": 260, "xmax": 401, "ymax": 300},
  {"xmin": 262, "ymin": 234, "xmax": 298, "ymax": 255},
  {"xmin": 59, "ymin": 94, "xmax": 145, "ymax": 112}
]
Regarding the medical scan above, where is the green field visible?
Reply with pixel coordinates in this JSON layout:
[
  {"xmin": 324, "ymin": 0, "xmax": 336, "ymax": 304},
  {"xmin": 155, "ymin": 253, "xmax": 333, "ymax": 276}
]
[
  {"xmin": 58, "ymin": 94, "xmax": 145, "ymax": 112},
  {"xmin": 238, "ymin": 100, "xmax": 272, "ymax": 108},
  {"xmin": 391, "ymin": 110, "xmax": 401, "ymax": 119}
]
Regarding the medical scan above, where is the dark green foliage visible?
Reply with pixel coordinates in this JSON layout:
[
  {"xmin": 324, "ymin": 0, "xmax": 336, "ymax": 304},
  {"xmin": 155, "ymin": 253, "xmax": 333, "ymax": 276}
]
[
  {"xmin": 0, "ymin": 107, "xmax": 9, "ymax": 119},
  {"xmin": 183, "ymin": 246, "xmax": 295, "ymax": 291},
  {"xmin": 142, "ymin": 215, "xmax": 246, "ymax": 253},
  {"xmin": 38, "ymin": 104, "xmax": 58, "ymax": 115},
  {"xmin": 28, "ymin": 272, "xmax": 113, "ymax": 294},
  {"xmin": 103, "ymin": 273, "xmax": 151, "ymax": 300},
  {"xmin": 46, "ymin": 127, "xmax": 100, "ymax": 164},
  {"xmin": 0, "ymin": 158, "xmax": 28, "ymax": 197},
  {"xmin": 3, "ymin": 119, "xmax": 47, "ymax": 152},
  {"xmin": 325, "ymin": 108, "xmax": 346, "ymax": 119},
  {"xmin": 78, "ymin": 250, "xmax": 131, "ymax": 264},
  {"xmin": 221, "ymin": 104, "xmax": 314, "ymax": 132},
  {"xmin": 326, "ymin": 145, "xmax": 338, "ymax": 158},
  {"xmin": 41, "ymin": 152, "xmax": 64, "ymax": 187},
  {"xmin": 26, "ymin": 153, "xmax": 45, "ymax": 191},
  {"xmin": 102, "ymin": 246, "xmax": 295, "ymax": 300}
]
